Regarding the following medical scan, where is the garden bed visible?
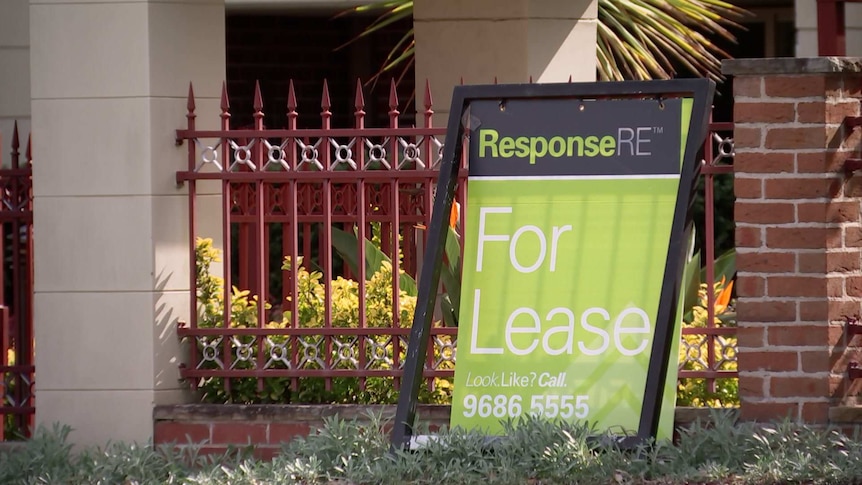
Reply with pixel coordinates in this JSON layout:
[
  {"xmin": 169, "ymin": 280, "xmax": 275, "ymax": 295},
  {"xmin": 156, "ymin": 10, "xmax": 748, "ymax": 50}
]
[{"xmin": 5, "ymin": 411, "xmax": 862, "ymax": 484}]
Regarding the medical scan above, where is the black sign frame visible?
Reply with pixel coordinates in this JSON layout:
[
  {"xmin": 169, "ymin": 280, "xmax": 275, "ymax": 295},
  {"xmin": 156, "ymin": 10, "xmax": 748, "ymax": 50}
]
[{"xmin": 392, "ymin": 79, "xmax": 715, "ymax": 450}]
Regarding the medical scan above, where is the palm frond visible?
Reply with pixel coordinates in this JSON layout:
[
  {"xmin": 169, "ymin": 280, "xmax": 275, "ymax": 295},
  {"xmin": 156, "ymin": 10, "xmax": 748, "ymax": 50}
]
[
  {"xmin": 335, "ymin": 1, "xmax": 414, "ymax": 51},
  {"xmin": 598, "ymin": 0, "xmax": 748, "ymax": 80},
  {"xmin": 342, "ymin": 0, "xmax": 751, "ymax": 82}
]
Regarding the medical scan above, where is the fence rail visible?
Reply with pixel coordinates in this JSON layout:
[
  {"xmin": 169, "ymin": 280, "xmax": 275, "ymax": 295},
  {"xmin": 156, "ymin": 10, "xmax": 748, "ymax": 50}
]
[{"xmin": 176, "ymin": 80, "xmax": 735, "ymax": 402}]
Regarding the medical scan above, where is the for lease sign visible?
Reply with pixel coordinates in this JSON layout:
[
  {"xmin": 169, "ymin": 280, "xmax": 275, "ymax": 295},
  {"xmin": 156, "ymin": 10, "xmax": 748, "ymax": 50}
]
[{"xmin": 450, "ymin": 97, "xmax": 693, "ymax": 438}]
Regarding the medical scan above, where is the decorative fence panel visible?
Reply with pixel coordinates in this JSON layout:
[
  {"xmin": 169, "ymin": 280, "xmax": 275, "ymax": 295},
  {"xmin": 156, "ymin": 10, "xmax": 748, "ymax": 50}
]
[
  {"xmin": 176, "ymin": 80, "xmax": 735, "ymax": 403},
  {"xmin": 680, "ymin": 120, "xmax": 737, "ymax": 399},
  {"xmin": 0, "ymin": 123, "xmax": 34, "ymax": 439}
]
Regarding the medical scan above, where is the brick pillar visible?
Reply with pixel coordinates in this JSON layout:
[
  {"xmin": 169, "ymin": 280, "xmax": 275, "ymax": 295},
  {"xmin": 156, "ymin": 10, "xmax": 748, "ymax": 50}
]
[{"xmin": 722, "ymin": 58, "xmax": 862, "ymax": 423}]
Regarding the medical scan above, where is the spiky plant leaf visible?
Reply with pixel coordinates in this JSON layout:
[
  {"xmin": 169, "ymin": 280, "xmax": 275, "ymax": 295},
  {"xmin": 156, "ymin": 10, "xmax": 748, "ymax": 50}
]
[{"xmin": 341, "ymin": 0, "xmax": 749, "ymax": 82}]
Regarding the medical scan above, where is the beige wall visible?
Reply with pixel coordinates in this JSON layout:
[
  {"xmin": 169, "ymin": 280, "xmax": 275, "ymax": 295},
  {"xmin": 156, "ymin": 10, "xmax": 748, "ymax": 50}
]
[
  {"xmin": 30, "ymin": 0, "xmax": 226, "ymax": 446},
  {"xmin": 414, "ymin": 0, "xmax": 597, "ymax": 125},
  {"xmin": 796, "ymin": 0, "xmax": 862, "ymax": 56},
  {"xmin": 0, "ymin": 0, "xmax": 30, "ymax": 157}
]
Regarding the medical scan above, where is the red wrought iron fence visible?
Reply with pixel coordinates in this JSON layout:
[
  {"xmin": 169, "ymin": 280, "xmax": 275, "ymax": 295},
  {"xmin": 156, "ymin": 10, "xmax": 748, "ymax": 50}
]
[
  {"xmin": 0, "ymin": 123, "xmax": 34, "ymax": 439},
  {"xmin": 682, "ymin": 119, "xmax": 737, "ymax": 400},
  {"xmin": 175, "ymin": 80, "xmax": 736, "ymax": 404}
]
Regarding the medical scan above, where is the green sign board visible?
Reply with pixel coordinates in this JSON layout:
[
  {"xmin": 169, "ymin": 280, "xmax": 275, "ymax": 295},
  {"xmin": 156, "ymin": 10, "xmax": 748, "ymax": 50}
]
[
  {"xmin": 451, "ymin": 96, "xmax": 690, "ymax": 439},
  {"xmin": 393, "ymin": 80, "xmax": 714, "ymax": 449}
]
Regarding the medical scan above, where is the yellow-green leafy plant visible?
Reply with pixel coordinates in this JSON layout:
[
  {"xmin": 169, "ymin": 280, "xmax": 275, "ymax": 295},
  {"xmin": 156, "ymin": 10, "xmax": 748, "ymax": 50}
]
[
  {"xmin": 193, "ymin": 237, "xmax": 451, "ymax": 405},
  {"xmin": 3, "ymin": 348, "xmax": 14, "ymax": 439},
  {"xmin": 677, "ymin": 277, "xmax": 738, "ymax": 407},
  {"xmin": 196, "ymin": 237, "xmax": 735, "ymax": 408}
]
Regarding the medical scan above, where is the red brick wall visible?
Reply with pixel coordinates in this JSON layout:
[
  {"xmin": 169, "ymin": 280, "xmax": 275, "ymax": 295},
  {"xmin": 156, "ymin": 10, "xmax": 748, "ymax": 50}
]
[
  {"xmin": 153, "ymin": 405, "xmax": 721, "ymax": 459},
  {"xmin": 154, "ymin": 404, "xmax": 451, "ymax": 460},
  {"xmin": 730, "ymin": 62, "xmax": 862, "ymax": 423}
]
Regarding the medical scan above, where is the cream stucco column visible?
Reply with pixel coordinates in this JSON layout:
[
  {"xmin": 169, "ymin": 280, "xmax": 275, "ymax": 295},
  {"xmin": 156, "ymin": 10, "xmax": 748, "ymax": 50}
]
[
  {"xmin": 0, "ymin": 0, "xmax": 30, "ymax": 149},
  {"xmin": 413, "ymin": 0, "xmax": 597, "ymax": 124},
  {"xmin": 796, "ymin": 0, "xmax": 862, "ymax": 57},
  {"xmin": 30, "ymin": 0, "xmax": 225, "ymax": 446}
]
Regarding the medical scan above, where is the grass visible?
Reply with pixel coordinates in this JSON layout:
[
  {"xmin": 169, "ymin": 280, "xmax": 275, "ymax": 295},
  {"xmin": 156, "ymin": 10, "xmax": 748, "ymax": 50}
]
[{"xmin": 3, "ymin": 412, "xmax": 862, "ymax": 484}]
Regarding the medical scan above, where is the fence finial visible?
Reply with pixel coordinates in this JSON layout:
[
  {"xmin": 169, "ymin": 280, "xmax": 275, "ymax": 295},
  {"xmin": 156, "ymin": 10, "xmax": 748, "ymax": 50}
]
[
  {"xmin": 185, "ymin": 83, "xmax": 197, "ymax": 134},
  {"xmin": 423, "ymin": 79, "xmax": 434, "ymax": 129},
  {"xmin": 423, "ymin": 79, "xmax": 433, "ymax": 111},
  {"xmin": 11, "ymin": 122, "xmax": 19, "ymax": 169},
  {"xmin": 354, "ymin": 79, "xmax": 366, "ymax": 129},
  {"xmin": 568, "ymin": 74, "xmax": 572, "ymax": 83},
  {"xmin": 494, "ymin": 76, "xmax": 498, "ymax": 85},
  {"xmin": 11, "ymin": 121, "xmax": 19, "ymax": 152},
  {"xmin": 287, "ymin": 79, "xmax": 298, "ymax": 119},
  {"xmin": 220, "ymin": 82, "xmax": 230, "ymax": 113},
  {"xmin": 220, "ymin": 82, "xmax": 231, "ymax": 127},
  {"xmin": 253, "ymin": 80, "xmax": 264, "ymax": 114},
  {"xmin": 354, "ymin": 78, "xmax": 366, "ymax": 112},
  {"xmin": 321, "ymin": 79, "xmax": 332, "ymax": 112},
  {"xmin": 389, "ymin": 79, "xmax": 399, "ymax": 108},
  {"xmin": 187, "ymin": 82, "xmax": 196, "ymax": 113},
  {"xmin": 388, "ymin": 79, "xmax": 400, "ymax": 128}
]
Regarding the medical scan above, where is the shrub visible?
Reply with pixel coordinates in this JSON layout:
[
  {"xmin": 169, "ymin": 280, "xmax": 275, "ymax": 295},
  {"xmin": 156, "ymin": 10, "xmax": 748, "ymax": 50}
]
[
  {"xmin": 192, "ymin": 237, "xmax": 736, "ymax": 408},
  {"xmin": 2, "ymin": 348, "xmax": 27, "ymax": 441},
  {"xmin": 8, "ymin": 416, "xmax": 862, "ymax": 484},
  {"xmin": 193, "ymin": 238, "xmax": 451, "ymax": 405},
  {"xmin": 677, "ymin": 278, "xmax": 738, "ymax": 407}
]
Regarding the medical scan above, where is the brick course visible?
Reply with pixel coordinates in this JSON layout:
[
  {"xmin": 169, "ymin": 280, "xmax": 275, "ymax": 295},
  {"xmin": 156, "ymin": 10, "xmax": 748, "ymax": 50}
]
[{"xmin": 153, "ymin": 404, "xmax": 452, "ymax": 458}]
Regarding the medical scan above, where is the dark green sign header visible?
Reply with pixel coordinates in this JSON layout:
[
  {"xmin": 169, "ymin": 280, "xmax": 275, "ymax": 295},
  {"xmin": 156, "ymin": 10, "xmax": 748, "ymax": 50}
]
[{"xmin": 469, "ymin": 98, "xmax": 682, "ymax": 177}]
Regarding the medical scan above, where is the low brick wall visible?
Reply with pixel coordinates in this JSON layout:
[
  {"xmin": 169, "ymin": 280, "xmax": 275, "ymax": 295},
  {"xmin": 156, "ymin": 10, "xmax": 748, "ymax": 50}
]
[
  {"xmin": 153, "ymin": 405, "xmax": 724, "ymax": 459},
  {"xmin": 153, "ymin": 404, "xmax": 452, "ymax": 459}
]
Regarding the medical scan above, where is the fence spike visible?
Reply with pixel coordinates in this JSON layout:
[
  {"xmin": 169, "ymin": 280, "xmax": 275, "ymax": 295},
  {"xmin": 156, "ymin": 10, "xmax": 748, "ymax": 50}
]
[
  {"xmin": 11, "ymin": 121, "xmax": 19, "ymax": 169},
  {"xmin": 460, "ymin": 76, "xmax": 464, "ymax": 85},
  {"xmin": 26, "ymin": 134, "xmax": 31, "ymax": 164},
  {"xmin": 287, "ymin": 79, "xmax": 297, "ymax": 112},
  {"xmin": 568, "ymin": 74, "xmax": 573, "ymax": 83},
  {"xmin": 388, "ymin": 79, "xmax": 400, "ymax": 128},
  {"xmin": 219, "ymin": 82, "xmax": 231, "ymax": 128},
  {"xmin": 529, "ymin": 75, "xmax": 533, "ymax": 83},
  {"xmin": 253, "ymin": 80, "xmax": 264, "ymax": 113},
  {"xmin": 286, "ymin": 79, "xmax": 298, "ymax": 117},
  {"xmin": 354, "ymin": 79, "xmax": 366, "ymax": 129},
  {"xmin": 321, "ymin": 79, "xmax": 332, "ymax": 112},
  {"xmin": 423, "ymin": 79, "xmax": 433, "ymax": 110},
  {"xmin": 187, "ymin": 82, "xmax": 196, "ymax": 113},
  {"xmin": 354, "ymin": 78, "xmax": 366, "ymax": 112},
  {"xmin": 11, "ymin": 121, "xmax": 19, "ymax": 152},
  {"xmin": 388, "ymin": 79, "xmax": 399, "ymax": 111},
  {"xmin": 422, "ymin": 79, "xmax": 434, "ymax": 129},
  {"xmin": 220, "ymin": 82, "xmax": 230, "ymax": 113},
  {"xmin": 287, "ymin": 80, "xmax": 298, "ymax": 129},
  {"xmin": 494, "ymin": 76, "xmax": 498, "ymax": 85}
]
